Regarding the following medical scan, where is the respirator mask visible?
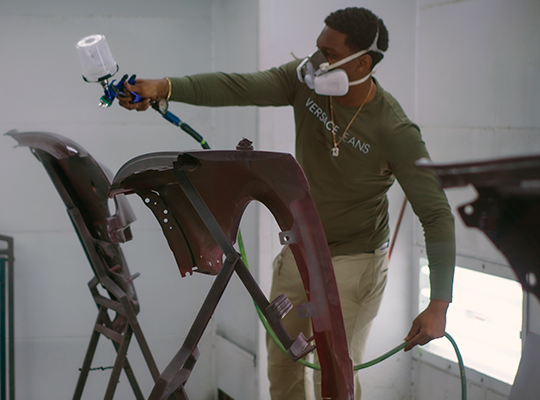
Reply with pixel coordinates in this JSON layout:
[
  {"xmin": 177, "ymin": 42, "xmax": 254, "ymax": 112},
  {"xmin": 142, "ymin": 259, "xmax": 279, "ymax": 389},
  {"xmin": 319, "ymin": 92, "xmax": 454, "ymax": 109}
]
[{"xmin": 296, "ymin": 29, "xmax": 384, "ymax": 96}]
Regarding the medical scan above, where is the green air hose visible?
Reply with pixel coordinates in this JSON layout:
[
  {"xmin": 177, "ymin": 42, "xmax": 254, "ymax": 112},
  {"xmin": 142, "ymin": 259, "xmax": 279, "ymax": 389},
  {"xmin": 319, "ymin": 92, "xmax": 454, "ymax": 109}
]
[{"xmin": 237, "ymin": 232, "xmax": 467, "ymax": 400}]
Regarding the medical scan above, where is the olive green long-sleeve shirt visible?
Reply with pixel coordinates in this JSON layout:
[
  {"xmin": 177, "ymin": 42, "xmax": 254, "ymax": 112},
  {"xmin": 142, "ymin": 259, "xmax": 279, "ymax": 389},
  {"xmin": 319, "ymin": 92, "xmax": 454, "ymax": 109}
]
[{"xmin": 169, "ymin": 60, "xmax": 456, "ymax": 301}]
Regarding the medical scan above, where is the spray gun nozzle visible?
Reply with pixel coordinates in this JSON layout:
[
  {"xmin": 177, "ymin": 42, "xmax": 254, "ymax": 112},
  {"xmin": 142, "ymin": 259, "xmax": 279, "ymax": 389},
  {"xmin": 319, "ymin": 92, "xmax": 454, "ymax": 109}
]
[{"xmin": 99, "ymin": 95, "xmax": 113, "ymax": 108}]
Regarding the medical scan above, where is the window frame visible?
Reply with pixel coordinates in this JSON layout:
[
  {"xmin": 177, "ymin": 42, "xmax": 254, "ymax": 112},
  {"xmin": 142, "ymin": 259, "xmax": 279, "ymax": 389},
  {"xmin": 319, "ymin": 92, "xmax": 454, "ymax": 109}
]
[{"xmin": 413, "ymin": 245, "xmax": 528, "ymax": 395}]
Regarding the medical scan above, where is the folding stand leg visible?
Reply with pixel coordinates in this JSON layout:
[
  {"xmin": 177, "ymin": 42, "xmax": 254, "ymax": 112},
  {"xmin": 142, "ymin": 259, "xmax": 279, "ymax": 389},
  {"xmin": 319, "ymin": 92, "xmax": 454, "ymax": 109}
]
[
  {"xmin": 73, "ymin": 307, "xmax": 106, "ymax": 400},
  {"xmin": 116, "ymin": 294, "xmax": 162, "ymax": 384},
  {"xmin": 92, "ymin": 275, "xmax": 164, "ymax": 386},
  {"xmin": 73, "ymin": 302, "xmax": 145, "ymax": 400},
  {"xmin": 98, "ymin": 310, "xmax": 146, "ymax": 400},
  {"xmin": 148, "ymin": 253, "xmax": 238, "ymax": 400},
  {"xmin": 104, "ymin": 325, "xmax": 139, "ymax": 400}
]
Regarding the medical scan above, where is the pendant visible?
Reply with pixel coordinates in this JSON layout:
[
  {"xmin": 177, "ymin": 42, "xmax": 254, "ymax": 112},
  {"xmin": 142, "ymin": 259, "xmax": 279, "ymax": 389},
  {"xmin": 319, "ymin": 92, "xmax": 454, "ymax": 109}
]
[{"xmin": 331, "ymin": 146, "xmax": 339, "ymax": 157}]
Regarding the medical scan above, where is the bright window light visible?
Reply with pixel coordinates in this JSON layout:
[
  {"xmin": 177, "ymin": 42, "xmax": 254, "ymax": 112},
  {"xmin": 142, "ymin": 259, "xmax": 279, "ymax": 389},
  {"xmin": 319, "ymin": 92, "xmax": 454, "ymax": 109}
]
[{"xmin": 419, "ymin": 258, "xmax": 523, "ymax": 384}]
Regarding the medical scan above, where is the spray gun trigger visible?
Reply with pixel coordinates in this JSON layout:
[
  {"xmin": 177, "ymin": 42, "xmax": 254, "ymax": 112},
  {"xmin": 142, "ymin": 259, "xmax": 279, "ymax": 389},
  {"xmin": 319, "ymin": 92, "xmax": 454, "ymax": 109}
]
[
  {"xmin": 125, "ymin": 75, "xmax": 142, "ymax": 103},
  {"xmin": 109, "ymin": 74, "xmax": 142, "ymax": 104},
  {"xmin": 130, "ymin": 92, "xmax": 142, "ymax": 103},
  {"xmin": 122, "ymin": 75, "xmax": 142, "ymax": 103}
]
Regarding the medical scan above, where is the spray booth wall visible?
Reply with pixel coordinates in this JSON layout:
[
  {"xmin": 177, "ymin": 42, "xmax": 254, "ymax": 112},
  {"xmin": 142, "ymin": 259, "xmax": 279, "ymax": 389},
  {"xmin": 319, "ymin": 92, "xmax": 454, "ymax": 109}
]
[
  {"xmin": 413, "ymin": 1, "xmax": 540, "ymax": 399},
  {"xmin": 1, "ymin": 1, "xmax": 539, "ymax": 400}
]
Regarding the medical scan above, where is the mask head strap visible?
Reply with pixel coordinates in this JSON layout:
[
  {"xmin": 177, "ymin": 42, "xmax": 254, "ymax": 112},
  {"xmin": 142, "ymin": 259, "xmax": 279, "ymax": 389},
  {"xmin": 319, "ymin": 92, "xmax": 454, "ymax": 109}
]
[{"xmin": 320, "ymin": 28, "xmax": 383, "ymax": 72}]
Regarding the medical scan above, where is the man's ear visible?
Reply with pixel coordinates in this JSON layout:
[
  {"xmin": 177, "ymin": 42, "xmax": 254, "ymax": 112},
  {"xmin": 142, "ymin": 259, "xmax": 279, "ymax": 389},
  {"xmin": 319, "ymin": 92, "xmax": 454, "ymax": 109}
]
[{"xmin": 356, "ymin": 54, "xmax": 373, "ymax": 73}]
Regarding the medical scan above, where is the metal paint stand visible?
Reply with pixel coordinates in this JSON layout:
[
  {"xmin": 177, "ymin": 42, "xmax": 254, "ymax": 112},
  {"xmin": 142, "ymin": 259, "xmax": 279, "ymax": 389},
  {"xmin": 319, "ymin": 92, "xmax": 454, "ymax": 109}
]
[{"xmin": 7, "ymin": 130, "xmax": 177, "ymax": 400}]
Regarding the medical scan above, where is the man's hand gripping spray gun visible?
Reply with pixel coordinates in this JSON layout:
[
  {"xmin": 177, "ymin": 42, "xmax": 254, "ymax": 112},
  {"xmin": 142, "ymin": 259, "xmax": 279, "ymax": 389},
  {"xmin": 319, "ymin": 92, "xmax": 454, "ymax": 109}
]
[{"xmin": 75, "ymin": 34, "xmax": 209, "ymax": 149}]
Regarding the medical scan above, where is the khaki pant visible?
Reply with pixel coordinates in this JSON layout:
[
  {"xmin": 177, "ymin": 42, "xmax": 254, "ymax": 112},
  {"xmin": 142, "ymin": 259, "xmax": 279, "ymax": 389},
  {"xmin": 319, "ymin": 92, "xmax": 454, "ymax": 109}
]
[{"xmin": 267, "ymin": 245, "xmax": 389, "ymax": 400}]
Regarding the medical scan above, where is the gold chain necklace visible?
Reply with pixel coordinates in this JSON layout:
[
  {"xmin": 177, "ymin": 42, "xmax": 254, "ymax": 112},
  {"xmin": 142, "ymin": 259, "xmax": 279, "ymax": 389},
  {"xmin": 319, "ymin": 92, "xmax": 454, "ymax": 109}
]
[{"xmin": 329, "ymin": 80, "xmax": 374, "ymax": 157}]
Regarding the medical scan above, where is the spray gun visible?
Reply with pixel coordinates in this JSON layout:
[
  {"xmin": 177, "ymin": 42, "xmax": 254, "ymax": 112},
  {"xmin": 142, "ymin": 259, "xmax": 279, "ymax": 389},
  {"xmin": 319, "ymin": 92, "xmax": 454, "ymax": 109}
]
[{"xmin": 75, "ymin": 34, "xmax": 209, "ymax": 149}]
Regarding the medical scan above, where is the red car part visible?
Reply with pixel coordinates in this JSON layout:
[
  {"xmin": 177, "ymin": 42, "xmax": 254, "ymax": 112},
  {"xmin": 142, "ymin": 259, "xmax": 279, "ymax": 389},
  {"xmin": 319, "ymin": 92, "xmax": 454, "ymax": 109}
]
[{"xmin": 110, "ymin": 145, "xmax": 354, "ymax": 400}]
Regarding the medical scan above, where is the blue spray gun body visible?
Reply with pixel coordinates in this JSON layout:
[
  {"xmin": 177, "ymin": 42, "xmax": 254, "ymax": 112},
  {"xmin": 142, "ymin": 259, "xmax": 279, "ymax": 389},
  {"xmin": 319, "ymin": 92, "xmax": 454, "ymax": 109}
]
[
  {"xmin": 76, "ymin": 34, "xmax": 209, "ymax": 149},
  {"xmin": 96, "ymin": 74, "xmax": 209, "ymax": 149},
  {"xmin": 98, "ymin": 74, "xmax": 141, "ymax": 108}
]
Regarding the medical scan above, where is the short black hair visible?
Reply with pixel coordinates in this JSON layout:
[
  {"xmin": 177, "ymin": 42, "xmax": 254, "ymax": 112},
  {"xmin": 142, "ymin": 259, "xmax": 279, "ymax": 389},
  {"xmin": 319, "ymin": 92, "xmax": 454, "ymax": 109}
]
[{"xmin": 325, "ymin": 7, "xmax": 389, "ymax": 68}]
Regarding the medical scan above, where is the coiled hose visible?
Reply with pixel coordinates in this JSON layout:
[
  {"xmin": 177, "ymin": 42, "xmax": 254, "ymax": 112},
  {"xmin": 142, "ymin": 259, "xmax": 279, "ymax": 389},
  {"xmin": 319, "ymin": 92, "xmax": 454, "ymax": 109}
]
[{"xmin": 238, "ymin": 232, "xmax": 467, "ymax": 400}]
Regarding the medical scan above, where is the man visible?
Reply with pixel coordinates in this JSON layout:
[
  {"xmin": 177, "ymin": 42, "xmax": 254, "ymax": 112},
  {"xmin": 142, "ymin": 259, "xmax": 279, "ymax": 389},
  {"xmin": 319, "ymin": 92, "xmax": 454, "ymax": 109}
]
[{"xmin": 119, "ymin": 7, "xmax": 455, "ymax": 400}]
